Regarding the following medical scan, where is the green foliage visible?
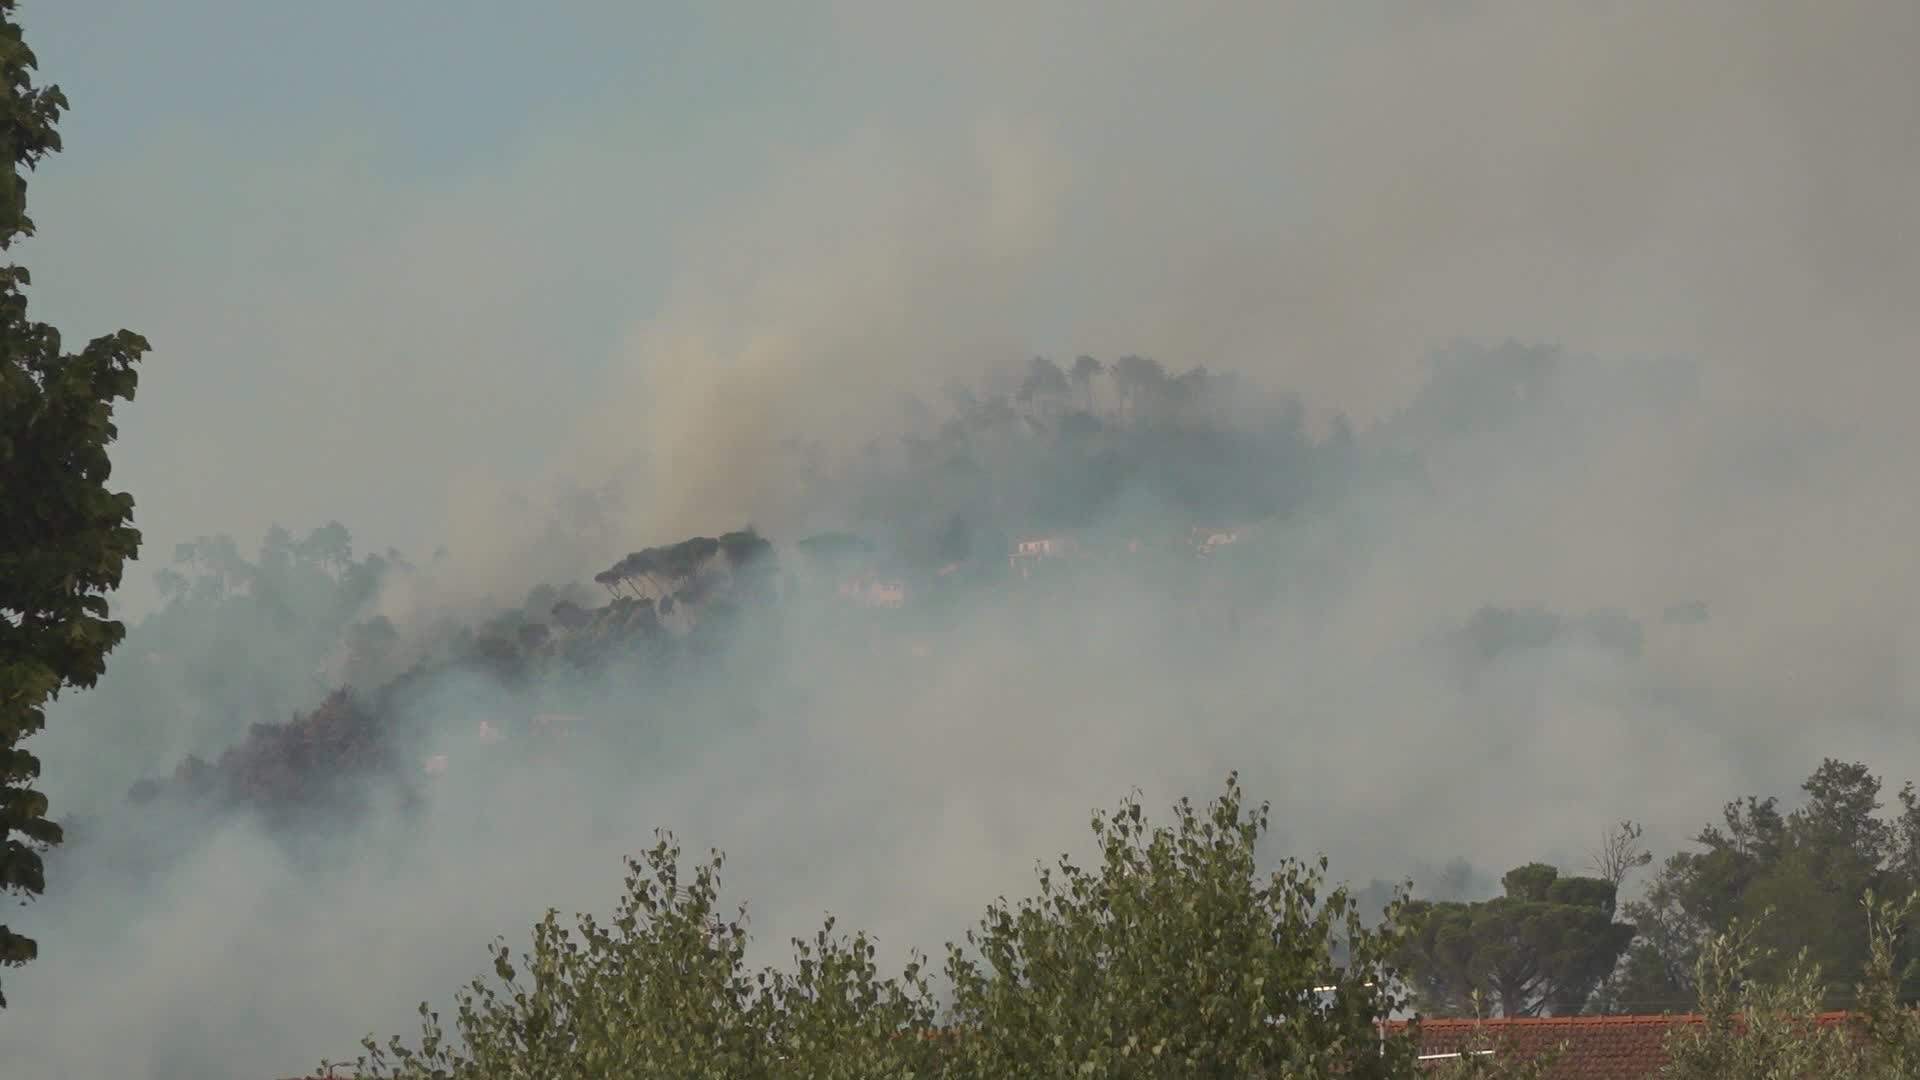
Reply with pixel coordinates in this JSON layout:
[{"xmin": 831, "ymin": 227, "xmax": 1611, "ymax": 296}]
[
  {"xmin": 1397, "ymin": 863, "xmax": 1636, "ymax": 1017},
  {"xmin": 1846, "ymin": 892, "xmax": 1920, "ymax": 1077},
  {"xmin": 1659, "ymin": 914, "xmax": 1848, "ymax": 1079},
  {"xmin": 0, "ymin": 0, "xmax": 146, "ymax": 1006},
  {"xmin": 1620, "ymin": 759, "xmax": 1920, "ymax": 1012},
  {"xmin": 940, "ymin": 773, "xmax": 1417, "ymax": 1078},
  {"xmin": 351, "ymin": 835, "xmax": 941, "ymax": 1079},
  {"xmin": 353, "ymin": 776, "xmax": 1580, "ymax": 1078},
  {"xmin": 1660, "ymin": 891, "xmax": 1920, "ymax": 1080}
]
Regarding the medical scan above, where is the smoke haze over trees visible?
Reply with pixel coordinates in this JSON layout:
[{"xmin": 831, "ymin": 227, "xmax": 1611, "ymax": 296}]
[
  {"xmin": 12, "ymin": 344, "xmax": 1920, "ymax": 1076},
  {"xmin": 6, "ymin": 1, "xmax": 1920, "ymax": 1077}
]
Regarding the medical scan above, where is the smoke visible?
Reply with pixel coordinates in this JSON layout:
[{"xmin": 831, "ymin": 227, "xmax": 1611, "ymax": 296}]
[
  {"xmin": 9, "ymin": 2, "xmax": 1920, "ymax": 1077},
  {"xmin": 555, "ymin": 114, "xmax": 1067, "ymax": 547}
]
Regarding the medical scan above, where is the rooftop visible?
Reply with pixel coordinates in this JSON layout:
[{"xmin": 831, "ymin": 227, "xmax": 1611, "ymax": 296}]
[
  {"xmin": 1391, "ymin": 1012, "xmax": 1858, "ymax": 1078},
  {"xmin": 276, "ymin": 1011, "xmax": 1883, "ymax": 1079}
]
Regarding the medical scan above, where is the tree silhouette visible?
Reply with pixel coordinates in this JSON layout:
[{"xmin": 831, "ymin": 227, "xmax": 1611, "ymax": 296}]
[
  {"xmin": 1068, "ymin": 354, "xmax": 1103, "ymax": 412},
  {"xmin": 1016, "ymin": 355, "xmax": 1068, "ymax": 417},
  {"xmin": 1588, "ymin": 820, "xmax": 1653, "ymax": 890},
  {"xmin": 1110, "ymin": 354, "xmax": 1168, "ymax": 418}
]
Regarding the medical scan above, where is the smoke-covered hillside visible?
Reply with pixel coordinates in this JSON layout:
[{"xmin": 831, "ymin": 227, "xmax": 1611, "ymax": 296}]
[{"xmin": 13, "ymin": 341, "xmax": 1920, "ymax": 1078}]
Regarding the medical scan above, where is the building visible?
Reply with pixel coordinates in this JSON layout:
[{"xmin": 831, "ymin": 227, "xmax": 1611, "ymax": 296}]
[
  {"xmin": 1012, "ymin": 535, "xmax": 1071, "ymax": 558},
  {"xmin": 1009, "ymin": 535, "xmax": 1075, "ymax": 576},
  {"xmin": 1187, "ymin": 526, "xmax": 1245, "ymax": 555}
]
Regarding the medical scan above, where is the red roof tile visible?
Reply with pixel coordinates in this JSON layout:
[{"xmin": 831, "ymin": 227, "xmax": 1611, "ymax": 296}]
[
  {"xmin": 281, "ymin": 1012, "xmax": 1890, "ymax": 1079},
  {"xmin": 1390, "ymin": 1012, "xmax": 1859, "ymax": 1079}
]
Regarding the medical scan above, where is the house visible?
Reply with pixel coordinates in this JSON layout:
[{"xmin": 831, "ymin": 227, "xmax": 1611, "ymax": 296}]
[
  {"xmin": 1187, "ymin": 526, "xmax": 1245, "ymax": 555},
  {"xmin": 1009, "ymin": 535, "xmax": 1075, "ymax": 576},
  {"xmin": 1012, "ymin": 536, "xmax": 1071, "ymax": 558}
]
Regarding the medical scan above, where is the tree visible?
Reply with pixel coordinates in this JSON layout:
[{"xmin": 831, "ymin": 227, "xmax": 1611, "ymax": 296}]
[
  {"xmin": 1659, "ymin": 912, "xmax": 1853, "ymax": 1080},
  {"xmin": 297, "ymin": 520, "xmax": 354, "ymax": 579},
  {"xmin": 170, "ymin": 533, "xmax": 246, "ymax": 602},
  {"xmin": 1620, "ymin": 760, "xmax": 1920, "ymax": 1011},
  {"xmin": 716, "ymin": 528, "xmax": 777, "ymax": 604},
  {"xmin": 1848, "ymin": 891, "xmax": 1920, "ymax": 1077},
  {"xmin": 1069, "ymin": 354, "xmax": 1103, "ymax": 412},
  {"xmin": 597, "ymin": 536, "xmax": 720, "ymax": 602},
  {"xmin": 1109, "ymin": 354, "xmax": 1167, "ymax": 419},
  {"xmin": 354, "ymin": 776, "xmax": 1532, "ymax": 1078},
  {"xmin": 344, "ymin": 615, "xmax": 400, "ymax": 686},
  {"xmin": 1588, "ymin": 820, "xmax": 1653, "ymax": 890},
  {"xmin": 1891, "ymin": 784, "xmax": 1920, "ymax": 894},
  {"xmin": 594, "ymin": 531, "xmax": 782, "ymax": 616},
  {"xmin": 1660, "ymin": 891, "xmax": 1920, "ymax": 1080},
  {"xmin": 1016, "ymin": 356, "xmax": 1068, "ymax": 417},
  {"xmin": 351, "ymin": 835, "xmax": 944, "ymax": 1080},
  {"xmin": 941, "ymin": 773, "xmax": 1421, "ymax": 1078},
  {"xmin": 1397, "ymin": 863, "xmax": 1637, "ymax": 1017},
  {"xmin": 0, "ymin": 2, "xmax": 148, "ymax": 1007},
  {"xmin": 160, "ymin": 689, "xmax": 393, "ymax": 828}
]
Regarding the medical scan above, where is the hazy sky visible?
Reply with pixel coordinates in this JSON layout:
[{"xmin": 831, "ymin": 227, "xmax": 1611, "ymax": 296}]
[
  {"xmin": 9, "ymin": 5, "xmax": 1920, "ymax": 1077},
  {"xmin": 27, "ymin": 3, "xmax": 814, "ymax": 584},
  {"xmin": 26, "ymin": 1, "xmax": 1919, "ymax": 614}
]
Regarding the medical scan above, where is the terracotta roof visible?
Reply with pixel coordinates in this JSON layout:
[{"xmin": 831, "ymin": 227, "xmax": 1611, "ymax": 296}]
[
  {"xmin": 914, "ymin": 1015, "xmax": 1714, "ymax": 1076},
  {"xmin": 1390, "ymin": 1012, "xmax": 1858, "ymax": 1079},
  {"xmin": 281, "ymin": 1013, "xmax": 1883, "ymax": 1079}
]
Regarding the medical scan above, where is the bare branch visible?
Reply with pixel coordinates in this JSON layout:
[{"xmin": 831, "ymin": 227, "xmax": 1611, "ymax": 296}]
[{"xmin": 1587, "ymin": 820, "xmax": 1652, "ymax": 889}]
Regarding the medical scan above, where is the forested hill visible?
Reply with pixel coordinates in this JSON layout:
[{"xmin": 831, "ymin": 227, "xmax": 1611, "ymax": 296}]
[
  {"xmin": 24, "ymin": 342, "xmax": 1920, "ymax": 1052},
  {"xmin": 44, "ymin": 343, "xmax": 1715, "ymax": 835},
  {"xmin": 46, "ymin": 354, "xmax": 1377, "ymax": 823}
]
